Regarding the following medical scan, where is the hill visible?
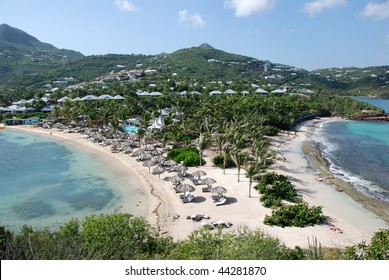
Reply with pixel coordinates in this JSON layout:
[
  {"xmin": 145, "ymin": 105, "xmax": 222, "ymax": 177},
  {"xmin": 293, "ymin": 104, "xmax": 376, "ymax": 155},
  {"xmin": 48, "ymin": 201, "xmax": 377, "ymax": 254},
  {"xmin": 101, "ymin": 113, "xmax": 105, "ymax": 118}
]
[
  {"xmin": 0, "ymin": 24, "xmax": 84, "ymax": 88},
  {"xmin": 0, "ymin": 24, "xmax": 388, "ymax": 98}
]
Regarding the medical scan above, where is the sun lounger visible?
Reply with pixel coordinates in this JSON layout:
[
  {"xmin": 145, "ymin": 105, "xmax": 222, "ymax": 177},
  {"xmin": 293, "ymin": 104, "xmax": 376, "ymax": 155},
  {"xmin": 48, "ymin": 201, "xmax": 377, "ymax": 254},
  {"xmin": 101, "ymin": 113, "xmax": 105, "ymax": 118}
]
[
  {"xmin": 202, "ymin": 186, "xmax": 212, "ymax": 192},
  {"xmin": 214, "ymin": 196, "xmax": 227, "ymax": 206},
  {"xmin": 211, "ymin": 220, "xmax": 233, "ymax": 228},
  {"xmin": 181, "ymin": 194, "xmax": 194, "ymax": 203},
  {"xmin": 179, "ymin": 191, "xmax": 191, "ymax": 199}
]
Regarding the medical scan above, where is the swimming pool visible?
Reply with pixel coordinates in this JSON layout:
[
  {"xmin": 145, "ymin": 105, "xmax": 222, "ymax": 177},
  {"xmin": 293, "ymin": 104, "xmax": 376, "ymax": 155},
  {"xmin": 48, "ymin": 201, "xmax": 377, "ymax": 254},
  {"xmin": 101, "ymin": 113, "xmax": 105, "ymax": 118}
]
[{"xmin": 122, "ymin": 126, "xmax": 139, "ymax": 133}]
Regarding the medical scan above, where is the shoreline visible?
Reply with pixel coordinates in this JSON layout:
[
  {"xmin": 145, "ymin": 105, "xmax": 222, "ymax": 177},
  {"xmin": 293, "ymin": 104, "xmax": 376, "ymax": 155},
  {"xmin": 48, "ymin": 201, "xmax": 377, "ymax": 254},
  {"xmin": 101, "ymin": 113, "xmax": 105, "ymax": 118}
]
[
  {"xmin": 3, "ymin": 120, "xmax": 388, "ymax": 249},
  {"xmin": 303, "ymin": 141, "xmax": 389, "ymax": 224}
]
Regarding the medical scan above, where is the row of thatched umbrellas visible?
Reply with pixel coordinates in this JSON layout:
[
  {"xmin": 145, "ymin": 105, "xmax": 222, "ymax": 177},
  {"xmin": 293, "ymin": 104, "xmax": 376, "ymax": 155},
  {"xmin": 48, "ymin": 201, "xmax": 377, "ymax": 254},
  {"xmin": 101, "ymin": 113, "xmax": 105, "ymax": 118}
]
[{"xmin": 129, "ymin": 145, "xmax": 227, "ymax": 198}]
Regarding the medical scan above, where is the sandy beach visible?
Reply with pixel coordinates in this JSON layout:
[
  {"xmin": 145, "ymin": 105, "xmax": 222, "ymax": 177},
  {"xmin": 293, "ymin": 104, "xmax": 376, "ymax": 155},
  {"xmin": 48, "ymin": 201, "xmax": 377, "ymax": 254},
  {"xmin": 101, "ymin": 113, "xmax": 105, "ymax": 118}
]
[{"xmin": 5, "ymin": 118, "xmax": 388, "ymax": 249}]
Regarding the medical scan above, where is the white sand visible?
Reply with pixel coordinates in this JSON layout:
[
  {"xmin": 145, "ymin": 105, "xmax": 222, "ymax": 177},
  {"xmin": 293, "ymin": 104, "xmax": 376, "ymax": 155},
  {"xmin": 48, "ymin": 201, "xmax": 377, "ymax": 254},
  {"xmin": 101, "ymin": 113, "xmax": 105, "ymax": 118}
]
[{"xmin": 6, "ymin": 119, "xmax": 388, "ymax": 249}]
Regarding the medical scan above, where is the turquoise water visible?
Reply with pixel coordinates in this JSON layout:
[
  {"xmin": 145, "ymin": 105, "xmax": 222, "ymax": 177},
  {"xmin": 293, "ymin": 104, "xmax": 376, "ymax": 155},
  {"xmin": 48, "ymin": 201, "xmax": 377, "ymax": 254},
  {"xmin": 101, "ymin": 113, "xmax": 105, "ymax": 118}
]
[
  {"xmin": 318, "ymin": 120, "xmax": 389, "ymax": 202},
  {"xmin": 0, "ymin": 129, "xmax": 146, "ymax": 231},
  {"xmin": 352, "ymin": 97, "xmax": 389, "ymax": 113},
  {"xmin": 123, "ymin": 126, "xmax": 139, "ymax": 133}
]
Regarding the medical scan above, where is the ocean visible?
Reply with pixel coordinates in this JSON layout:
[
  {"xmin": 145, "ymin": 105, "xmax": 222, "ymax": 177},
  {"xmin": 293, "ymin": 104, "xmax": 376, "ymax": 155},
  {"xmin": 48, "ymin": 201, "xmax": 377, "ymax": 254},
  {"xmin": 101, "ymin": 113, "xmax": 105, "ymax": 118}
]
[
  {"xmin": 316, "ymin": 98, "xmax": 389, "ymax": 203},
  {"xmin": 0, "ymin": 130, "xmax": 147, "ymax": 231}
]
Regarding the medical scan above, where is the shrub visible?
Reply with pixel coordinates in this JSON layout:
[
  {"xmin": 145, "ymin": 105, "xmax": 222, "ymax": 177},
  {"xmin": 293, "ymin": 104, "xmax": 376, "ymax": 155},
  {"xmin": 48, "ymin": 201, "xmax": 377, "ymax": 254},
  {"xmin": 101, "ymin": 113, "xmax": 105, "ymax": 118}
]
[
  {"xmin": 264, "ymin": 204, "xmax": 327, "ymax": 227},
  {"xmin": 167, "ymin": 147, "xmax": 205, "ymax": 167},
  {"xmin": 340, "ymin": 229, "xmax": 389, "ymax": 260},
  {"xmin": 212, "ymin": 154, "xmax": 236, "ymax": 169},
  {"xmin": 255, "ymin": 172, "xmax": 301, "ymax": 207}
]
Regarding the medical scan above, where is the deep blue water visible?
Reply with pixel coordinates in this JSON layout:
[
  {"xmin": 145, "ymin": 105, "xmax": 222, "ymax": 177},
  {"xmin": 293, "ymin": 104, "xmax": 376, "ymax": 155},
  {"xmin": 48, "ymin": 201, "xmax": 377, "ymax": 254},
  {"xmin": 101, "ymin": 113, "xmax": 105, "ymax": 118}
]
[
  {"xmin": 318, "ymin": 120, "xmax": 389, "ymax": 202},
  {"xmin": 0, "ymin": 130, "xmax": 145, "ymax": 231}
]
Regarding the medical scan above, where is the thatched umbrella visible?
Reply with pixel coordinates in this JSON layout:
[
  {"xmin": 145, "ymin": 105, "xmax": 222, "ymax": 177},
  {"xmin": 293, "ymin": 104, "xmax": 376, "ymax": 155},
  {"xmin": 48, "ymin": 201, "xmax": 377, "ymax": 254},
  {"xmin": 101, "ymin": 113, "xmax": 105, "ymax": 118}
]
[
  {"xmin": 149, "ymin": 149, "xmax": 163, "ymax": 156},
  {"xmin": 174, "ymin": 183, "xmax": 195, "ymax": 193},
  {"xmin": 170, "ymin": 175, "xmax": 184, "ymax": 186},
  {"xmin": 139, "ymin": 153, "xmax": 152, "ymax": 161},
  {"xmin": 152, "ymin": 165, "xmax": 166, "ymax": 179},
  {"xmin": 192, "ymin": 170, "xmax": 207, "ymax": 181},
  {"xmin": 163, "ymin": 160, "xmax": 176, "ymax": 167},
  {"xmin": 132, "ymin": 149, "xmax": 144, "ymax": 157},
  {"xmin": 174, "ymin": 164, "xmax": 188, "ymax": 176},
  {"xmin": 201, "ymin": 177, "xmax": 217, "ymax": 187},
  {"xmin": 145, "ymin": 145, "xmax": 156, "ymax": 151},
  {"xmin": 142, "ymin": 160, "xmax": 156, "ymax": 173},
  {"xmin": 153, "ymin": 155, "xmax": 166, "ymax": 164},
  {"xmin": 211, "ymin": 186, "xmax": 227, "ymax": 198},
  {"xmin": 123, "ymin": 147, "xmax": 133, "ymax": 154}
]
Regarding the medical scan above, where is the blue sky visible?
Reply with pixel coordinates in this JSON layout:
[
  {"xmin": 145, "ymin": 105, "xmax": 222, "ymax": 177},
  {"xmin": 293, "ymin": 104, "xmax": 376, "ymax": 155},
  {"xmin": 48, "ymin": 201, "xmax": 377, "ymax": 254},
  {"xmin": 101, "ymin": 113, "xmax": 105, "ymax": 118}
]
[{"xmin": 1, "ymin": 0, "xmax": 388, "ymax": 70}]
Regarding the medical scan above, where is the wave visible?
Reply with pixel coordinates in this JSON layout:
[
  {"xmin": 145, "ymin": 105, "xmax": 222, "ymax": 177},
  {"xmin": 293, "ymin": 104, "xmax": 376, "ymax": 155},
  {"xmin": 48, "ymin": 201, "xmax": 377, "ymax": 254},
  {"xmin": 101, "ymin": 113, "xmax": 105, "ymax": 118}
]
[{"xmin": 316, "ymin": 122, "xmax": 389, "ymax": 203}]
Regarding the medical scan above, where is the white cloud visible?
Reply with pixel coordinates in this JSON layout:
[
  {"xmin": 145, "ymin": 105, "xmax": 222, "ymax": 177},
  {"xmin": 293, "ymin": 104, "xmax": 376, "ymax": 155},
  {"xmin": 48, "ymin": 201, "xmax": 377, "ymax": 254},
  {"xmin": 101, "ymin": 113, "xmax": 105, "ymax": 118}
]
[
  {"xmin": 114, "ymin": 0, "xmax": 138, "ymax": 12},
  {"xmin": 303, "ymin": 0, "xmax": 347, "ymax": 17},
  {"xmin": 361, "ymin": 1, "xmax": 389, "ymax": 20},
  {"xmin": 178, "ymin": 10, "xmax": 205, "ymax": 29},
  {"xmin": 225, "ymin": 0, "xmax": 276, "ymax": 17}
]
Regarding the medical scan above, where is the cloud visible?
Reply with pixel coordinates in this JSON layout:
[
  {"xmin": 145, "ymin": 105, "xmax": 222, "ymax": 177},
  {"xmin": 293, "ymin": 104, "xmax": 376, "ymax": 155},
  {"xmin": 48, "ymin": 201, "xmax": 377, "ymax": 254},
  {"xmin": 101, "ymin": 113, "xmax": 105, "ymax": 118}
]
[
  {"xmin": 225, "ymin": 0, "xmax": 276, "ymax": 17},
  {"xmin": 361, "ymin": 1, "xmax": 389, "ymax": 20},
  {"xmin": 303, "ymin": 0, "xmax": 347, "ymax": 17},
  {"xmin": 178, "ymin": 10, "xmax": 205, "ymax": 29},
  {"xmin": 114, "ymin": 0, "xmax": 138, "ymax": 12}
]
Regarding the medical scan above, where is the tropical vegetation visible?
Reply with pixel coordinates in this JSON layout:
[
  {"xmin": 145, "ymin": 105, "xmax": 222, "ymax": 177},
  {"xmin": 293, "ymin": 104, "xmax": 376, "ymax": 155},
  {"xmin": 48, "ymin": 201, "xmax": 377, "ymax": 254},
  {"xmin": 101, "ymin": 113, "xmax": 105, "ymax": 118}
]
[{"xmin": 1, "ymin": 214, "xmax": 387, "ymax": 260}]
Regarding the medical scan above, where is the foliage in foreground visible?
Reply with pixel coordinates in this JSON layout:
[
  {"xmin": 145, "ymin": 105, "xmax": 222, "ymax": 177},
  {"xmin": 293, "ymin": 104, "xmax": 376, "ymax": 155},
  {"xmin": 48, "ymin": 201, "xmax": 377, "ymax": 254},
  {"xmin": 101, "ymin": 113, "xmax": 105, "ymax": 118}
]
[
  {"xmin": 1, "ymin": 214, "xmax": 388, "ymax": 260},
  {"xmin": 0, "ymin": 214, "xmax": 303, "ymax": 260},
  {"xmin": 264, "ymin": 204, "xmax": 327, "ymax": 227},
  {"xmin": 0, "ymin": 214, "xmax": 170, "ymax": 260},
  {"xmin": 339, "ymin": 228, "xmax": 389, "ymax": 260}
]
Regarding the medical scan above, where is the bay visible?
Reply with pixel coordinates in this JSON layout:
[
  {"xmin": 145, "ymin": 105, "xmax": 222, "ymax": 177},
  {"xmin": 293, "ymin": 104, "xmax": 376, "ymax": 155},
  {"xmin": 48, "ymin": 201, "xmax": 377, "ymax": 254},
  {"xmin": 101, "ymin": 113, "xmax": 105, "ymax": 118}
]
[{"xmin": 0, "ymin": 129, "xmax": 147, "ymax": 231}]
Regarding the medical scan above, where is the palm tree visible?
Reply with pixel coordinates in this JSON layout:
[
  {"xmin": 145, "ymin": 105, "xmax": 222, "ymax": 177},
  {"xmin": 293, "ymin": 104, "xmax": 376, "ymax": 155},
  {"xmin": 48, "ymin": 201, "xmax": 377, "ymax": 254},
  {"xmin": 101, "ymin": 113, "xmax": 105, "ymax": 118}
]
[
  {"xmin": 244, "ymin": 163, "xmax": 262, "ymax": 198},
  {"xmin": 230, "ymin": 147, "xmax": 248, "ymax": 182},
  {"xmin": 222, "ymin": 142, "xmax": 232, "ymax": 174},
  {"xmin": 198, "ymin": 132, "xmax": 212, "ymax": 167}
]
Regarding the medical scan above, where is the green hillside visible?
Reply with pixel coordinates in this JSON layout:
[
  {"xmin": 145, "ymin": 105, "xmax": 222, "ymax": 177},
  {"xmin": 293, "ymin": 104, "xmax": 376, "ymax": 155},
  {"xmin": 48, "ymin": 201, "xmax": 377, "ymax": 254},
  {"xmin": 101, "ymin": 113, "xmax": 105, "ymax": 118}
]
[
  {"xmin": 0, "ymin": 24, "xmax": 84, "ymax": 88},
  {"xmin": 0, "ymin": 24, "xmax": 388, "ymax": 98}
]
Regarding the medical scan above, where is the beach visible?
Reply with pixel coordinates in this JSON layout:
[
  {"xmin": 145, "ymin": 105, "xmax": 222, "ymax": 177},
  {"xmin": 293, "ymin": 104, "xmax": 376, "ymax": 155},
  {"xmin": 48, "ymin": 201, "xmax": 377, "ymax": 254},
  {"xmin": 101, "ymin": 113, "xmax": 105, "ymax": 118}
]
[{"xmin": 5, "ymin": 118, "xmax": 388, "ymax": 249}]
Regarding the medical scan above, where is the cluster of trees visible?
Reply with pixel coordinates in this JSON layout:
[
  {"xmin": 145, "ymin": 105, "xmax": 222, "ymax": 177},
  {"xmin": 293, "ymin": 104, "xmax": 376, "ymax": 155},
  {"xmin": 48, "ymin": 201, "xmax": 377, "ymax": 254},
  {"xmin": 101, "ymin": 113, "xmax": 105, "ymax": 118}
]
[{"xmin": 1, "ymin": 214, "xmax": 387, "ymax": 260}]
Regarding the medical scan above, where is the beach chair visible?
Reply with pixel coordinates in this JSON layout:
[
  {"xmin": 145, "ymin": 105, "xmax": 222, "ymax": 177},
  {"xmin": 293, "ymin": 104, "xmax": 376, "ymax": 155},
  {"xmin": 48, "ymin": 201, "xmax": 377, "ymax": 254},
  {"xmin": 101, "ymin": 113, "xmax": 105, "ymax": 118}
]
[
  {"xmin": 179, "ymin": 191, "xmax": 191, "ymax": 199},
  {"xmin": 214, "ymin": 196, "xmax": 227, "ymax": 206},
  {"xmin": 211, "ymin": 220, "xmax": 233, "ymax": 229},
  {"xmin": 181, "ymin": 194, "xmax": 194, "ymax": 203},
  {"xmin": 202, "ymin": 186, "xmax": 212, "ymax": 192}
]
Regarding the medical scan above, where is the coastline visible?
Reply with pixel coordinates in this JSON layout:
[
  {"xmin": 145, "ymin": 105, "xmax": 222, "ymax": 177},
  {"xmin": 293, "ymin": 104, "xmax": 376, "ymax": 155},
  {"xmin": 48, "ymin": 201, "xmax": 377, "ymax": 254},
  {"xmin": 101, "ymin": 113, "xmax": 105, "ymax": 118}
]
[
  {"xmin": 3, "ymin": 120, "xmax": 388, "ymax": 249},
  {"xmin": 303, "ymin": 140, "xmax": 389, "ymax": 224}
]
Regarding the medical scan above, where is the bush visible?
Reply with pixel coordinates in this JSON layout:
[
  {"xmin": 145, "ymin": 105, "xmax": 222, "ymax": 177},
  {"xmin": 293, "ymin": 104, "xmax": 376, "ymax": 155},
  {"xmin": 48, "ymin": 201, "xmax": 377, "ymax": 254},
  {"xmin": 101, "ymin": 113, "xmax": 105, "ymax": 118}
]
[
  {"xmin": 255, "ymin": 172, "xmax": 301, "ymax": 207},
  {"xmin": 167, "ymin": 147, "xmax": 205, "ymax": 167},
  {"xmin": 264, "ymin": 204, "xmax": 327, "ymax": 227},
  {"xmin": 212, "ymin": 154, "xmax": 236, "ymax": 169},
  {"xmin": 340, "ymin": 229, "xmax": 389, "ymax": 260}
]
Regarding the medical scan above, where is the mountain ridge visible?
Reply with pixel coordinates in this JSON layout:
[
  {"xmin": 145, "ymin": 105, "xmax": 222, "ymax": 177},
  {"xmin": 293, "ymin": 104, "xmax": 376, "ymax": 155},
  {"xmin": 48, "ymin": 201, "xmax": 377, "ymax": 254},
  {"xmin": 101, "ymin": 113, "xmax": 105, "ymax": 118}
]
[{"xmin": 0, "ymin": 24, "xmax": 388, "ymax": 98}]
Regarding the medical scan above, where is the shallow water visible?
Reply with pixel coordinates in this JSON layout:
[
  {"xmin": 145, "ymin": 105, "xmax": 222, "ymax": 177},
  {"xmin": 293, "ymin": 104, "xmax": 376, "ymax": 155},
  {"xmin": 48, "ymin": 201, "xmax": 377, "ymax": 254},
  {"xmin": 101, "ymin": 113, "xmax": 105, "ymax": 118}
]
[
  {"xmin": 0, "ymin": 129, "xmax": 146, "ymax": 231},
  {"xmin": 317, "ymin": 120, "xmax": 389, "ymax": 203}
]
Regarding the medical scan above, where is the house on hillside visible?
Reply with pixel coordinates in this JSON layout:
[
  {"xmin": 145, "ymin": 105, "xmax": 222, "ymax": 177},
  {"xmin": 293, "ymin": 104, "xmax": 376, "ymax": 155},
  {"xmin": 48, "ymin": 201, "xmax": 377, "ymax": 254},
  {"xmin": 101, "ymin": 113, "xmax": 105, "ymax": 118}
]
[
  {"xmin": 255, "ymin": 88, "xmax": 268, "ymax": 95},
  {"xmin": 224, "ymin": 89, "xmax": 237, "ymax": 94},
  {"xmin": 0, "ymin": 105, "xmax": 35, "ymax": 114},
  {"xmin": 209, "ymin": 90, "xmax": 222, "ymax": 96},
  {"xmin": 271, "ymin": 89, "xmax": 285, "ymax": 95}
]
